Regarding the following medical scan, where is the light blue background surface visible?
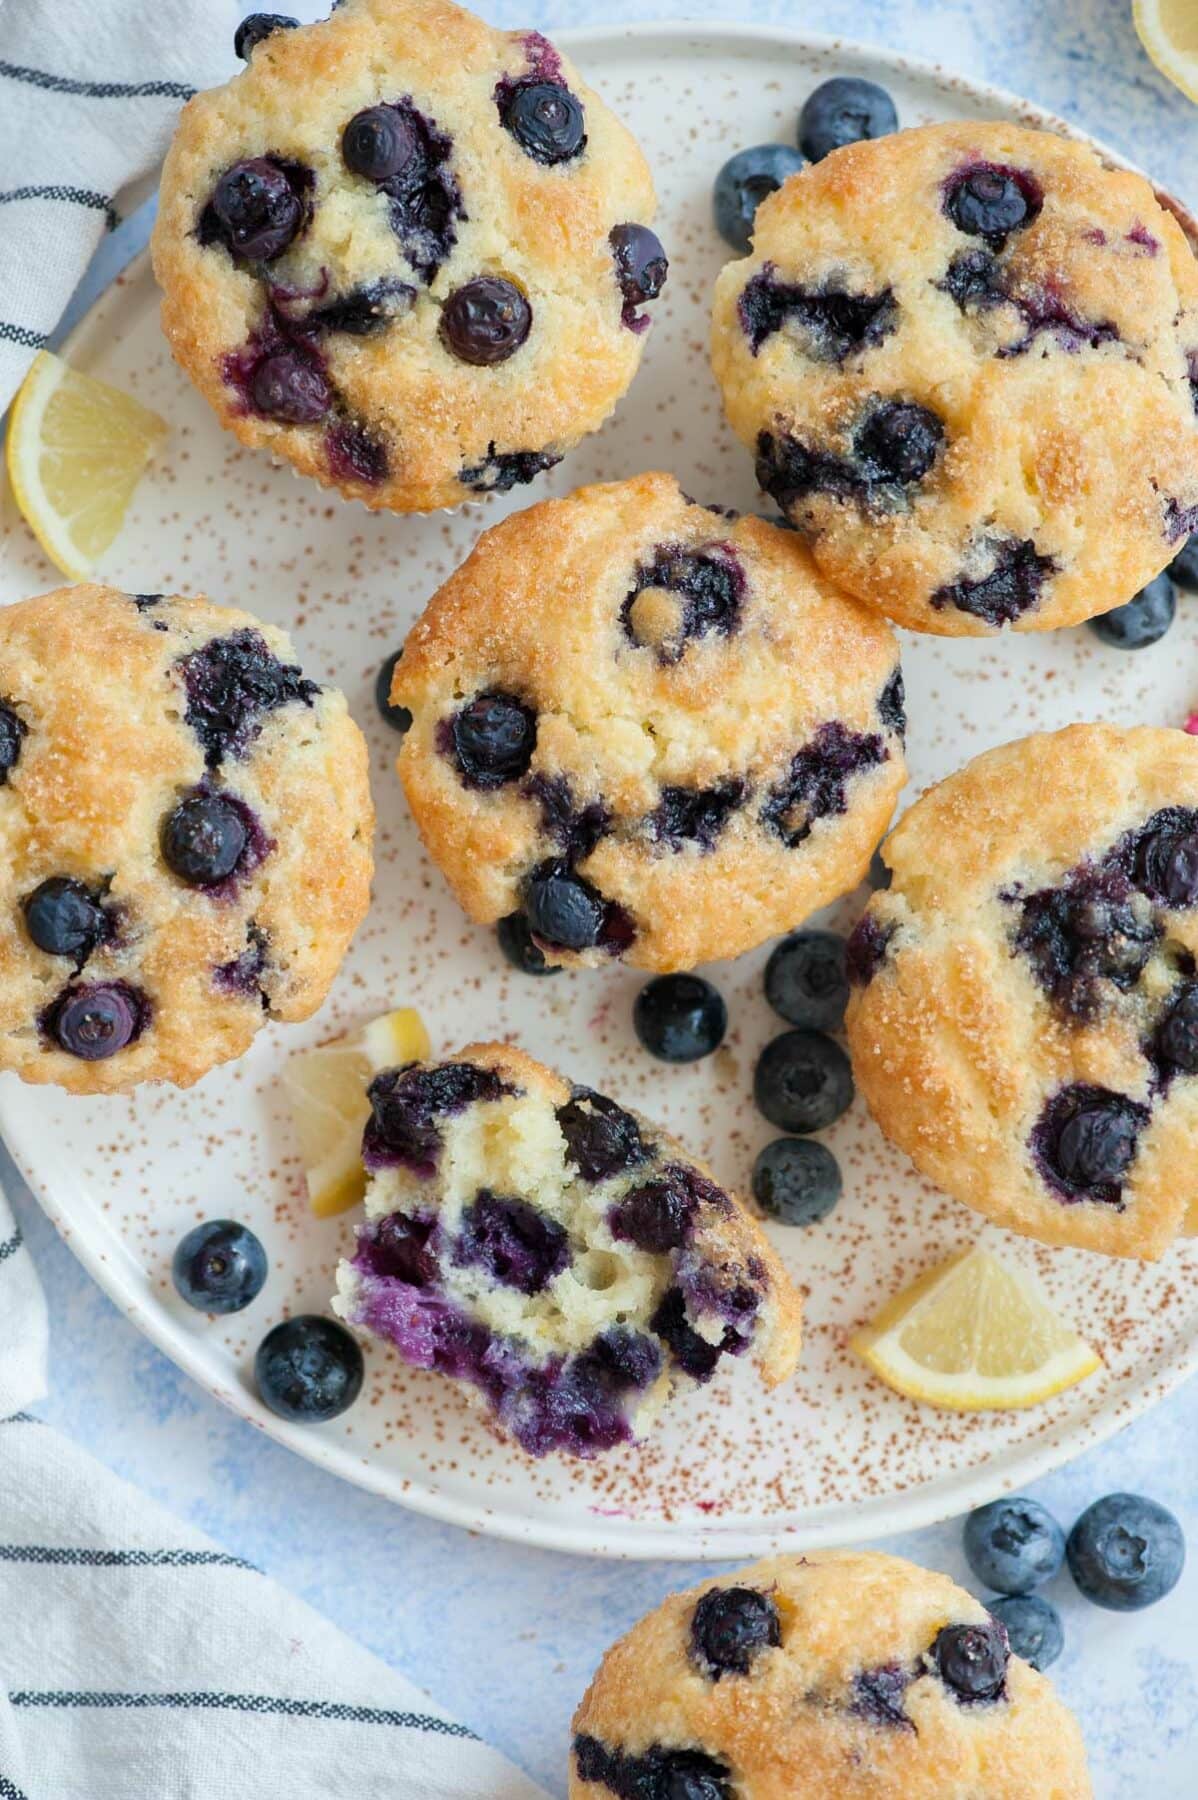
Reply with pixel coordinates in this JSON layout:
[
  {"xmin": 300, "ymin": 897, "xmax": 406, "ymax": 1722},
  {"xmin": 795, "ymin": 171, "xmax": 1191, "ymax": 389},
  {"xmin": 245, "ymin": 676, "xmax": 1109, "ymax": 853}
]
[{"xmin": 11, "ymin": 1, "xmax": 1198, "ymax": 1794}]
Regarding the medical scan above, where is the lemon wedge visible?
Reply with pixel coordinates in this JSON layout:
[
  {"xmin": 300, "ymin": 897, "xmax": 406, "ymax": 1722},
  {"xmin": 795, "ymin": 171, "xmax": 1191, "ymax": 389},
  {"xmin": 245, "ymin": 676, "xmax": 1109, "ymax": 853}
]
[
  {"xmin": 1134, "ymin": 0, "xmax": 1198, "ymax": 103},
  {"xmin": 851, "ymin": 1246, "xmax": 1102, "ymax": 1411},
  {"xmin": 283, "ymin": 1008, "xmax": 431, "ymax": 1218},
  {"xmin": 5, "ymin": 350, "xmax": 168, "ymax": 581}
]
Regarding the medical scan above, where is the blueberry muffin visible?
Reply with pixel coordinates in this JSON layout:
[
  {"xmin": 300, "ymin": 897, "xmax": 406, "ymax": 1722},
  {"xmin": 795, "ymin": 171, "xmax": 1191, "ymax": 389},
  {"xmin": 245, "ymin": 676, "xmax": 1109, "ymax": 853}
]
[
  {"xmin": 151, "ymin": 0, "xmax": 665, "ymax": 512},
  {"xmin": 392, "ymin": 473, "xmax": 906, "ymax": 971},
  {"xmin": 711, "ymin": 120, "xmax": 1198, "ymax": 636},
  {"xmin": 571, "ymin": 1552, "xmax": 1092, "ymax": 1798},
  {"xmin": 0, "ymin": 585, "xmax": 372, "ymax": 1093},
  {"xmin": 333, "ymin": 1042, "xmax": 802, "ymax": 1458},
  {"xmin": 845, "ymin": 724, "xmax": 1198, "ymax": 1259}
]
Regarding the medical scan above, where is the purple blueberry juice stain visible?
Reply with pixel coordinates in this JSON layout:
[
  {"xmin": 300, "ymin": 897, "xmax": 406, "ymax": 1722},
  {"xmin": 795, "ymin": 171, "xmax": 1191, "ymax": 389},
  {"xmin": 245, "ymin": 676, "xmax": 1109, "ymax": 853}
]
[
  {"xmin": 452, "ymin": 1191, "xmax": 569, "ymax": 1296},
  {"xmin": 621, "ymin": 542, "xmax": 745, "ymax": 662},
  {"xmin": 1127, "ymin": 222, "xmax": 1160, "ymax": 253},
  {"xmin": 852, "ymin": 1665, "xmax": 915, "ymax": 1729},
  {"xmin": 458, "ymin": 445, "xmax": 562, "ymax": 493},
  {"xmin": 362, "ymin": 1061, "xmax": 512, "ymax": 1176},
  {"xmin": 739, "ymin": 265, "xmax": 898, "ymax": 358},
  {"xmin": 846, "ymin": 913, "xmax": 894, "ymax": 985},
  {"xmin": 930, "ymin": 536, "xmax": 1056, "ymax": 626},
  {"xmin": 998, "ymin": 284, "xmax": 1120, "ymax": 358},
  {"xmin": 179, "ymin": 629, "xmax": 319, "ymax": 767},
  {"xmin": 325, "ymin": 420, "xmax": 389, "ymax": 486},
  {"xmin": 644, "ymin": 780, "xmax": 747, "ymax": 853},
  {"xmin": 1010, "ymin": 863, "xmax": 1159, "ymax": 1021},
  {"xmin": 1030, "ymin": 1082, "xmax": 1150, "ymax": 1206},
  {"xmin": 523, "ymin": 774, "xmax": 610, "ymax": 862},
  {"xmin": 761, "ymin": 721, "xmax": 887, "ymax": 849},
  {"xmin": 213, "ymin": 921, "xmax": 271, "ymax": 1005}
]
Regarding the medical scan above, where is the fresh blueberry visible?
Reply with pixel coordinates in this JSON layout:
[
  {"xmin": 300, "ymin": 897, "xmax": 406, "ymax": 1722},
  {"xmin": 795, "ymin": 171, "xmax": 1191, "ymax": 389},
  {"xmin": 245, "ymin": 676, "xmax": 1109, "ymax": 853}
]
[
  {"xmin": 1066, "ymin": 1493, "xmax": 1185, "ymax": 1610},
  {"xmin": 234, "ymin": 12, "xmax": 298, "ymax": 58},
  {"xmin": 964, "ymin": 1497, "xmax": 1066, "ymax": 1595},
  {"xmin": 610, "ymin": 224, "xmax": 669, "ymax": 327},
  {"xmin": 752, "ymin": 1137, "xmax": 842, "ymax": 1225},
  {"xmin": 208, "ymin": 157, "xmax": 305, "ymax": 262},
  {"xmin": 754, "ymin": 1030, "xmax": 854, "ymax": 1133},
  {"xmin": 1087, "ymin": 573, "xmax": 1175, "ymax": 648},
  {"xmin": 342, "ymin": 105, "xmax": 419, "ymax": 181},
  {"xmin": 498, "ymin": 79, "xmax": 586, "ymax": 164},
  {"xmin": 374, "ymin": 648, "xmax": 412, "ymax": 734},
  {"xmin": 857, "ymin": 400, "xmax": 944, "ymax": 484},
  {"xmin": 448, "ymin": 692, "xmax": 536, "ymax": 787},
  {"xmin": 43, "ymin": 982, "xmax": 146, "ymax": 1060},
  {"xmin": 1167, "ymin": 533, "xmax": 1198, "ymax": 591},
  {"xmin": 23, "ymin": 877, "xmax": 108, "ymax": 961},
  {"xmin": 988, "ymin": 1595, "xmax": 1064, "ymax": 1672},
  {"xmin": 161, "ymin": 793, "xmax": 249, "ymax": 887},
  {"xmin": 172, "ymin": 1219, "xmax": 268, "ymax": 1314},
  {"xmin": 556, "ymin": 1088, "xmax": 646, "ymax": 1181},
  {"xmin": 440, "ymin": 277, "xmax": 532, "ymax": 365},
  {"xmin": 713, "ymin": 144, "xmax": 805, "ymax": 254},
  {"xmin": 764, "ymin": 929, "xmax": 849, "ymax": 1030},
  {"xmin": 0, "ymin": 703, "xmax": 25, "ymax": 782},
  {"xmin": 931, "ymin": 1620, "xmax": 1009, "ymax": 1702},
  {"xmin": 633, "ymin": 974, "xmax": 727, "ymax": 1062},
  {"xmin": 523, "ymin": 862, "xmax": 606, "ymax": 951},
  {"xmin": 690, "ymin": 1586, "xmax": 781, "ymax": 1679},
  {"xmin": 798, "ymin": 76, "xmax": 898, "ymax": 162},
  {"xmin": 944, "ymin": 163, "xmax": 1041, "ymax": 243},
  {"xmin": 254, "ymin": 1315, "xmax": 364, "ymax": 1422},
  {"xmin": 497, "ymin": 911, "xmax": 561, "ymax": 975},
  {"xmin": 249, "ymin": 350, "xmax": 331, "ymax": 423}
]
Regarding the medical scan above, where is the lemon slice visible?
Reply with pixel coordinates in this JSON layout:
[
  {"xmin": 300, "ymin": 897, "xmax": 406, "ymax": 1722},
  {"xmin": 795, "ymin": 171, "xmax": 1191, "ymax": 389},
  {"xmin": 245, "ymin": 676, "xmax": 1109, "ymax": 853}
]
[
  {"xmin": 851, "ymin": 1246, "xmax": 1102, "ymax": 1410},
  {"xmin": 1134, "ymin": 0, "xmax": 1198, "ymax": 102},
  {"xmin": 5, "ymin": 350, "xmax": 168, "ymax": 580},
  {"xmin": 283, "ymin": 1007, "xmax": 431, "ymax": 1218}
]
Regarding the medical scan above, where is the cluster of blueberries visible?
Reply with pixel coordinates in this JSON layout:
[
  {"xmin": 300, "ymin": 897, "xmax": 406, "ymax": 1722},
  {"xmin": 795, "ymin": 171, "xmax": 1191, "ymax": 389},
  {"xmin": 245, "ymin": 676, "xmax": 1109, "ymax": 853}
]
[{"xmin": 962, "ymin": 1490, "xmax": 1185, "ymax": 1671}]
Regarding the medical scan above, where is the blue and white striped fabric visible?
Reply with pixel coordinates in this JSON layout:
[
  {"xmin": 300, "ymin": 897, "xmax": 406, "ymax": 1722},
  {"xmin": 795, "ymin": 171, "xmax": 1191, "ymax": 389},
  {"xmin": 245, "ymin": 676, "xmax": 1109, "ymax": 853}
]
[
  {"xmin": 0, "ymin": 1175, "xmax": 546, "ymax": 1799},
  {"xmin": 0, "ymin": 0, "xmax": 244, "ymax": 409}
]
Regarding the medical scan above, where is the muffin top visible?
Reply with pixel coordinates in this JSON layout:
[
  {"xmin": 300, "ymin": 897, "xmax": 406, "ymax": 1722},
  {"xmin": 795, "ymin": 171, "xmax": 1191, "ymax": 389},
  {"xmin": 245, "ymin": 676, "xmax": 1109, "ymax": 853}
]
[
  {"xmin": 0, "ymin": 584, "xmax": 372, "ymax": 1093},
  {"xmin": 846, "ymin": 724, "xmax": 1198, "ymax": 1258},
  {"xmin": 393, "ymin": 472, "xmax": 906, "ymax": 971},
  {"xmin": 571, "ymin": 1551, "xmax": 1091, "ymax": 1799},
  {"xmin": 151, "ymin": 0, "xmax": 663, "ymax": 512},
  {"xmin": 711, "ymin": 120, "xmax": 1198, "ymax": 635},
  {"xmin": 336, "ymin": 1039, "xmax": 803, "ymax": 1459}
]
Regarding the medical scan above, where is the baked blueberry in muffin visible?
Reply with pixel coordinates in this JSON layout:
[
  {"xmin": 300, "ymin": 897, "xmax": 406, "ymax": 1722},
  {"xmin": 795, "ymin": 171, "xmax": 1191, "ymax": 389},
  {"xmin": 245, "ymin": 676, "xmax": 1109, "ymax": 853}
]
[
  {"xmin": 570, "ymin": 1552, "xmax": 1091, "ymax": 1798},
  {"xmin": 333, "ymin": 1042, "xmax": 802, "ymax": 1458},
  {"xmin": 711, "ymin": 121, "xmax": 1198, "ymax": 635},
  {"xmin": 846, "ymin": 724, "xmax": 1198, "ymax": 1258},
  {"xmin": 0, "ymin": 585, "xmax": 372, "ymax": 1093},
  {"xmin": 390, "ymin": 472, "xmax": 906, "ymax": 971},
  {"xmin": 151, "ymin": 0, "xmax": 666, "ymax": 511}
]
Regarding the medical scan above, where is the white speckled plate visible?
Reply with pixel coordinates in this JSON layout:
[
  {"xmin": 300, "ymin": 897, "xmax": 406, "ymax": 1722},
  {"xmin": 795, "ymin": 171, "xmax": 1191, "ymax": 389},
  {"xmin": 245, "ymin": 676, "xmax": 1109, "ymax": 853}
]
[{"xmin": 2, "ymin": 23, "xmax": 1197, "ymax": 1560}]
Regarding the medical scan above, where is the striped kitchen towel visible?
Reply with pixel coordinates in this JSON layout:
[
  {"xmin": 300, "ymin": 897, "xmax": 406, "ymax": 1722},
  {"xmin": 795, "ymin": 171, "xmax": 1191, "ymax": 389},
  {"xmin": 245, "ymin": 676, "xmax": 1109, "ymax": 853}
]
[
  {"xmin": 0, "ymin": 0, "xmax": 308, "ymax": 410},
  {"xmin": 0, "ymin": 1174, "xmax": 547, "ymax": 1800}
]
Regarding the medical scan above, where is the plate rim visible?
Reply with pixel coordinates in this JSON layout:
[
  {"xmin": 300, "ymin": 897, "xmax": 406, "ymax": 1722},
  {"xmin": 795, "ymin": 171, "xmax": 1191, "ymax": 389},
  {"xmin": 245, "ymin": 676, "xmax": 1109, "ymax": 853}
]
[{"xmin": 4, "ymin": 16, "xmax": 1195, "ymax": 1561}]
